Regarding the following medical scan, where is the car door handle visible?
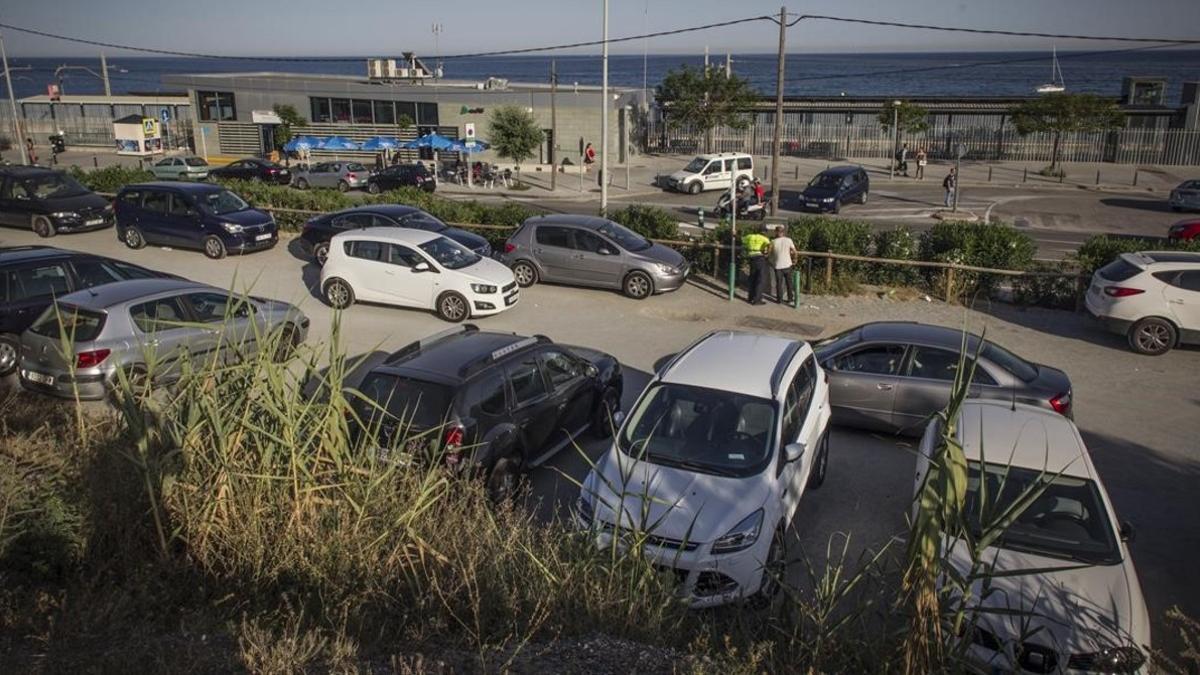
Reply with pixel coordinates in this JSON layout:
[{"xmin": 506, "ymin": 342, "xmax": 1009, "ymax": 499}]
[
  {"xmin": 877, "ymin": 383, "xmax": 893, "ymax": 391},
  {"xmin": 572, "ymin": 254, "xmax": 584, "ymax": 260},
  {"xmin": 533, "ymin": 248, "xmax": 544, "ymax": 254},
  {"xmin": 1168, "ymin": 299, "xmax": 1184, "ymax": 304}
]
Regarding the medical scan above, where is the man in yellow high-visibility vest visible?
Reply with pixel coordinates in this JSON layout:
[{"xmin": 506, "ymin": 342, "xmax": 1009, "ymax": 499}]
[{"xmin": 742, "ymin": 228, "xmax": 772, "ymax": 305}]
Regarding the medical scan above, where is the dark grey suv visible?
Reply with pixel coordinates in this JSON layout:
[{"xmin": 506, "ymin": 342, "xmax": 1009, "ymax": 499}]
[{"xmin": 500, "ymin": 215, "xmax": 688, "ymax": 299}]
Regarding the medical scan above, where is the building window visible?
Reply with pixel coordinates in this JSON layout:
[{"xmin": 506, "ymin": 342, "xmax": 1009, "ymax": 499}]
[
  {"xmin": 373, "ymin": 100, "xmax": 395, "ymax": 125},
  {"xmin": 416, "ymin": 102, "xmax": 438, "ymax": 126},
  {"xmin": 197, "ymin": 91, "xmax": 236, "ymax": 121},
  {"xmin": 395, "ymin": 101, "xmax": 417, "ymax": 127},
  {"xmin": 331, "ymin": 98, "xmax": 351, "ymax": 123},
  {"xmin": 311, "ymin": 97, "xmax": 331, "ymax": 123},
  {"xmin": 352, "ymin": 99, "xmax": 373, "ymax": 124}
]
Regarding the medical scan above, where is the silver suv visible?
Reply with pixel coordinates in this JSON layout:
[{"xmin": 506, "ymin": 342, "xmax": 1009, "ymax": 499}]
[
  {"xmin": 500, "ymin": 215, "xmax": 688, "ymax": 299},
  {"xmin": 18, "ymin": 278, "xmax": 309, "ymax": 399}
]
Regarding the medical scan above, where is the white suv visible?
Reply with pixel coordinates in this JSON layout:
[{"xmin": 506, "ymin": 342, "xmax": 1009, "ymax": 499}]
[
  {"xmin": 1084, "ymin": 251, "xmax": 1200, "ymax": 355},
  {"xmin": 663, "ymin": 153, "xmax": 754, "ymax": 195},
  {"xmin": 320, "ymin": 227, "xmax": 518, "ymax": 322},
  {"xmin": 577, "ymin": 330, "xmax": 831, "ymax": 608}
]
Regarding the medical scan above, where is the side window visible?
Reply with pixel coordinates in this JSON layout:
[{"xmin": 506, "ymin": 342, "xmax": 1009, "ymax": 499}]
[
  {"xmin": 387, "ymin": 244, "xmax": 424, "ymax": 268},
  {"xmin": 72, "ymin": 259, "xmax": 124, "ymax": 289},
  {"xmin": 737, "ymin": 157, "xmax": 752, "ymax": 170},
  {"xmin": 130, "ymin": 296, "xmax": 189, "ymax": 333},
  {"xmin": 119, "ymin": 190, "xmax": 141, "ymax": 206},
  {"xmin": 538, "ymin": 350, "xmax": 580, "ymax": 391},
  {"xmin": 332, "ymin": 214, "xmax": 371, "ymax": 230},
  {"xmin": 345, "ymin": 240, "xmax": 384, "ymax": 261},
  {"xmin": 829, "ymin": 344, "xmax": 904, "ymax": 375},
  {"xmin": 507, "ymin": 357, "xmax": 547, "ymax": 406},
  {"xmin": 466, "ymin": 370, "xmax": 508, "ymax": 417},
  {"xmin": 168, "ymin": 194, "xmax": 193, "ymax": 217},
  {"xmin": 371, "ymin": 215, "xmax": 399, "ymax": 228},
  {"xmin": 573, "ymin": 230, "xmax": 609, "ymax": 254},
  {"xmin": 142, "ymin": 191, "xmax": 170, "ymax": 214},
  {"xmin": 781, "ymin": 358, "xmax": 817, "ymax": 444},
  {"xmin": 1179, "ymin": 271, "xmax": 1200, "ymax": 292},
  {"xmin": 723, "ymin": 159, "xmax": 734, "ymax": 172},
  {"xmin": 535, "ymin": 226, "xmax": 573, "ymax": 249},
  {"xmin": 110, "ymin": 262, "xmax": 157, "ymax": 279},
  {"xmin": 182, "ymin": 292, "xmax": 249, "ymax": 323},
  {"xmin": 6, "ymin": 264, "xmax": 70, "ymax": 301},
  {"xmin": 906, "ymin": 346, "xmax": 994, "ymax": 385},
  {"xmin": 703, "ymin": 162, "xmax": 720, "ymax": 175},
  {"xmin": 0, "ymin": 178, "xmax": 12, "ymax": 199}
]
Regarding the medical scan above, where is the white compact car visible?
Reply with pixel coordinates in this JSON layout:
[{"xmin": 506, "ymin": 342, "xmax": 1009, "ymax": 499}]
[
  {"xmin": 663, "ymin": 152, "xmax": 754, "ymax": 195},
  {"xmin": 914, "ymin": 400, "xmax": 1150, "ymax": 675},
  {"xmin": 320, "ymin": 227, "xmax": 519, "ymax": 322},
  {"xmin": 577, "ymin": 330, "xmax": 831, "ymax": 608},
  {"xmin": 1084, "ymin": 251, "xmax": 1200, "ymax": 355}
]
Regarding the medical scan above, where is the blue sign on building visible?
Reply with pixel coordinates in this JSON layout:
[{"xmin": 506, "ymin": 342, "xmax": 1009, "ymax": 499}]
[{"xmin": 160, "ymin": 108, "xmax": 170, "ymax": 122}]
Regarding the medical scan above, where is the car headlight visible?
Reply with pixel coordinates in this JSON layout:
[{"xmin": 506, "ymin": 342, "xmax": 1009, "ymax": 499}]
[
  {"xmin": 822, "ymin": 197, "xmax": 835, "ymax": 202},
  {"xmin": 470, "ymin": 283, "xmax": 497, "ymax": 294},
  {"xmin": 220, "ymin": 222, "xmax": 244, "ymax": 234},
  {"xmin": 1072, "ymin": 646, "xmax": 1145, "ymax": 673},
  {"xmin": 654, "ymin": 263, "xmax": 678, "ymax": 275},
  {"xmin": 50, "ymin": 211, "xmax": 80, "ymax": 220},
  {"xmin": 575, "ymin": 495, "xmax": 595, "ymax": 528},
  {"xmin": 711, "ymin": 509, "xmax": 763, "ymax": 554}
]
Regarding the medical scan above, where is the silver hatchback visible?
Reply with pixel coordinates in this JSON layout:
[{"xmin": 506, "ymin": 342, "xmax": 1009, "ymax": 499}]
[
  {"xmin": 500, "ymin": 215, "xmax": 688, "ymax": 299},
  {"xmin": 291, "ymin": 162, "xmax": 370, "ymax": 192},
  {"xmin": 18, "ymin": 278, "xmax": 309, "ymax": 400}
]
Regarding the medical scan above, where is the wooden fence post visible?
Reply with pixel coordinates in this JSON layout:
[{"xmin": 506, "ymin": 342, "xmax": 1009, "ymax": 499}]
[
  {"xmin": 944, "ymin": 267, "xmax": 955, "ymax": 302},
  {"xmin": 824, "ymin": 256, "xmax": 833, "ymax": 288}
]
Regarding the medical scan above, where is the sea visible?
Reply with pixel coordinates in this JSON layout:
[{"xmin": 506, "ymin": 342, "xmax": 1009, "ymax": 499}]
[{"xmin": 8, "ymin": 50, "xmax": 1200, "ymax": 101}]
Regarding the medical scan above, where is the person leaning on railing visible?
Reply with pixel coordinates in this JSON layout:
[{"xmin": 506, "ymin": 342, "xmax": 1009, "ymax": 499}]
[{"xmin": 742, "ymin": 229, "xmax": 772, "ymax": 305}]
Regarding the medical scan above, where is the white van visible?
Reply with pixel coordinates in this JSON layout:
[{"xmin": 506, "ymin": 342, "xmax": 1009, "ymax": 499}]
[{"xmin": 663, "ymin": 153, "xmax": 754, "ymax": 194}]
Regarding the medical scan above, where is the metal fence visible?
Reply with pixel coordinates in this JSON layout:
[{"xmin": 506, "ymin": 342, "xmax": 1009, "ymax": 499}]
[{"xmin": 640, "ymin": 118, "xmax": 1200, "ymax": 166}]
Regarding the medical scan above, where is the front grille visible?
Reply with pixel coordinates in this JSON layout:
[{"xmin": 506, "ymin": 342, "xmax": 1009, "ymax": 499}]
[
  {"xmin": 654, "ymin": 564, "xmax": 689, "ymax": 587},
  {"xmin": 694, "ymin": 571, "xmax": 738, "ymax": 597},
  {"xmin": 502, "ymin": 281, "xmax": 517, "ymax": 293},
  {"xmin": 597, "ymin": 520, "xmax": 698, "ymax": 551}
]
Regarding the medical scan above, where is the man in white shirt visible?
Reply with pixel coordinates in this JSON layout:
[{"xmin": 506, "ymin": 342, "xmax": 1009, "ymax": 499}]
[{"xmin": 768, "ymin": 226, "xmax": 798, "ymax": 305}]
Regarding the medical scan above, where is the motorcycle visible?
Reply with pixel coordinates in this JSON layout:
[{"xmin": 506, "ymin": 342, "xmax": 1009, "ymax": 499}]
[{"xmin": 716, "ymin": 191, "xmax": 766, "ymax": 221}]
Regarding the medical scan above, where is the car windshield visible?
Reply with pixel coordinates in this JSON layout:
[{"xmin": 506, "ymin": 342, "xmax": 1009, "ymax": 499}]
[
  {"xmin": 683, "ymin": 157, "xmax": 707, "ymax": 173},
  {"xmin": 185, "ymin": 157, "xmax": 208, "ymax": 167},
  {"xmin": 807, "ymin": 173, "xmax": 842, "ymax": 190},
  {"xmin": 981, "ymin": 341, "xmax": 1038, "ymax": 382},
  {"xmin": 964, "ymin": 462, "xmax": 1120, "ymax": 565},
  {"xmin": 358, "ymin": 373, "xmax": 452, "ymax": 429},
  {"xmin": 400, "ymin": 213, "xmax": 449, "ymax": 232},
  {"xmin": 346, "ymin": 163, "xmax": 367, "ymax": 172},
  {"xmin": 419, "ymin": 236, "xmax": 480, "ymax": 270},
  {"xmin": 618, "ymin": 383, "xmax": 776, "ymax": 477},
  {"xmin": 1097, "ymin": 258, "xmax": 1143, "ymax": 282},
  {"xmin": 21, "ymin": 173, "xmax": 89, "ymax": 199},
  {"xmin": 597, "ymin": 221, "xmax": 651, "ymax": 252},
  {"xmin": 29, "ymin": 304, "xmax": 106, "ymax": 342},
  {"xmin": 197, "ymin": 189, "xmax": 250, "ymax": 215}
]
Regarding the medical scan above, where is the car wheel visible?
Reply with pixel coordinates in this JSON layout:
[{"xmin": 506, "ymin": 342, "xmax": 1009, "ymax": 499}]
[
  {"xmin": 590, "ymin": 387, "xmax": 621, "ymax": 438},
  {"xmin": 512, "ymin": 260, "xmax": 538, "ymax": 287},
  {"xmin": 859, "ymin": 190, "xmax": 869, "ymax": 205},
  {"xmin": 486, "ymin": 446, "xmax": 524, "ymax": 503},
  {"xmin": 688, "ymin": 181, "xmax": 702, "ymax": 195},
  {"xmin": 748, "ymin": 526, "xmax": 786, "ymax": 610},
  {"xmin": 32, "ymin": 216, "xmax": 55, "ymax": 238},
  {"xmin": 806, "ymin": 431, "xmax": 830, "ymax": 490},
  {"xmin": 296, "ymin": 178, "xmax": 309, "ymax": 190},
  {"xmin": 1128, "ymin": 317, "xmax": 1176, "ymax": 356},
  {"xmin": 623, "ymin": 271, "xmax": 653, "ymax": 299},
  {"xmin": 367, "ymin": 182, "xmax": 381, "ymax": 194},
  {"xmin": 273, "ymin": 323, "xmax": 299, "ymax": 363},
  {"xmin": 313, "ymin": 242, "xmax": 330, "ymax": 266},
  {"xmin": 323, "ymin": 278, "xmax": 355, "ymax": 309},
  {"xmin": 831, "ymin": 200, "xmax": 841, "ymax": 215},
  {"xmin": 203, "ymin": 236, "xmax": 227, "ymax": 260},
  {"xmin": 0, "ymin": 333, "xmax": 19, "ymax": 376},
  {"xmin": 436, "ymin": 291, "xmax": 469, "ymax": 322},
  {"xmin": 337, "ymin": 180, "xmax": 349, "ymax": 192},
  {"xmin": 122, "ymin": 226, "xmax": 146, "ymax": 249}
]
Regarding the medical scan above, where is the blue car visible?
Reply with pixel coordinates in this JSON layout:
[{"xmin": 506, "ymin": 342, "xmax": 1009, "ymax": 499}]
[
  {"xmin": 114, "ymin": 182, "xmax": 277, "ymax": 259},
  {"xmin": 800, "ymin": 166, "xmax": 870, "ymax": 214}
]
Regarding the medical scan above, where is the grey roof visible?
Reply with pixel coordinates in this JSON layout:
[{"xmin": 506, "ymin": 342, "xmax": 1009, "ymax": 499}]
[
  {"xmin": 58, "ymin": 278, "xmax": 213, "ymax": 309},
  {"xmin": 859, "ymin": 321, "xmax": 983, "ymax": 349},
  {"xmin": 1143, "ymin": 251, "xmax": 1200, "ymax": 264},
  {"xmin": 522, "ymin": 214, "xmax": 614, "ymax": 230}
]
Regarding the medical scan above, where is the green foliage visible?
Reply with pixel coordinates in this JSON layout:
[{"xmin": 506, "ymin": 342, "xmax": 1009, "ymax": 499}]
[
  {"xmin": 1013, "ymin": 262, "xmax": 1080, "ymax": 310},
  {"xmin": 656, "ymin": 65, "xmax": 758, "ymax": 150},
  {"xmin": 607, "ymin": 204, "xmax": 680, "ymax": 240},
  {"xmin": 1073, "ymin": 234, "xmax": 1200, "ymax": 276},
  {"xmin": 271, "ymin": 104, "xmax": 307, "ymax": 149},
  {"xmin": 871, "ymin": 227, "xmax": 922, "ymax": 285},
  {"xmin": 1009, "ymin": 93, "xmax": 1124, "ymax": 169},
  {"xmin": 877, "ymin": 101, "xmax": 930, "ymax": 134},
  {"xmin": 919, "ymin": 221, "xmax": 1036, "ymax": 300},
  {"xmin": 67, "ymin": 164, "xmax": 154, "ymax": 193},
  {"xmin": 396, "ymin": 113, "xmax": 414, "ymax": 130},
  {"xmin": 488, "ymin": 106, "xmax": 544, "ymax": 169}
]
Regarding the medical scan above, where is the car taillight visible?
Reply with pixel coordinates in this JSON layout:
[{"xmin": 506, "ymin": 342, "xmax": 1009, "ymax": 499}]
[
  {"xmin": 1103, "ymin": 286, "xmax": 1144, "ymax": 297},
  {"xmin": 504, "ymin": 243, "xmax": 516, "ymax": 254},
  {"xmin": 347, "ymin": 173, "xmax": 356, "ymax": 179},
  {"xmin": 1049, "ymin": 392, "xmax": 1071, "ymax": 416},
  {"xmin": 444, "ymin": 424, "xmax": 465, "ymax": 466},
  {"xmin": 75, "ymin": 349, "xmax": 111, "ymax": 369}
]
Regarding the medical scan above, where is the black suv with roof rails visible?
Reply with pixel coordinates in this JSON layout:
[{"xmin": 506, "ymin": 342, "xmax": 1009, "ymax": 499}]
[
  {"xmin": 0, "ymin": 245, "xmax": 175, "ymax": 375},
  {"xmin": 348, "ymin": 324, "xmax": 623, "ymax": 499}
]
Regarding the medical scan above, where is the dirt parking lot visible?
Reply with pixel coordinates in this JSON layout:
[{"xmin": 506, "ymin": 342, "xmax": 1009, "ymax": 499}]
[{"xmin": 3, "ymin": 227, "xmax": 1198, "ymax": 646}]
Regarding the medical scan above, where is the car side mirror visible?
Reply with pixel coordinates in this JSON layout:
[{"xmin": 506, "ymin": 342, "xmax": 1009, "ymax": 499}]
[
  {"xmin": 413, "ymin": 261, "xmax": 432, "ymax": 273},
  {"xmin": 598, "ymin": 247, "xmax": 615, "ymax": 256},
  {"xmin": 1119, "ymin": 521, "xmax": 1136, "ymax": 543},
  {"xmin": 784, "ymin": 441, "xmax": 806, "ymax": 463},
  {"xmin": 585, "ymin": 363, "xmax": 599, "ymax": 378}
]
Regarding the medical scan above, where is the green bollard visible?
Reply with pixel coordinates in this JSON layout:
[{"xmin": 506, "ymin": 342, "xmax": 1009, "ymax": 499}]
[{"xmin": 793, "ymin": 268, "xmax": 801, "ymax": 309}]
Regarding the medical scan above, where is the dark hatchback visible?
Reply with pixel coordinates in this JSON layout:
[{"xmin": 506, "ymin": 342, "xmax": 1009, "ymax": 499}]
[
  {"xmin": 207, "ymin": 158, "xmax": 292, "ymax": 185},
  {"xmin": 0, "ymin": 245, "xmax": 173, "ymax": 375},
  {"xmin": 0, "ymin": 166, "xmax": 114, "ymax": 237},
  {"xmin": 814, "ymin": 321, "xmax": 1072, "ymax": 435},
  {"xmin": 299, "ymin": 204, "xmax": 491, "ymax": 266},
  {"xmin": 800, "ymin": 165, "xmax": 870, "ymax": 214},
  {"xmin": 367, "ymin": 164, "xmax": 435, "ymax": 194},
  {"xmin": 114, "ymin": 182, "xmax": 278, "ymax": 259},
  {"xmin": 348, "ymin": 325, "xmax": 623, "ymax": 500}
]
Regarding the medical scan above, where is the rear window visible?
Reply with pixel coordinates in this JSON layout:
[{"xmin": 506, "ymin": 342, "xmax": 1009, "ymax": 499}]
[
  {"xmin": 359, "ymin": 373, "xmax": 454, "ymax": 428},
  {"xmin": 980, "ymin": 342, "xmax": 1038, "ymax": 383},
  {"xmin": 1097, "ymin": 258, "xmax": 1143, "ymax": 282},
  {"xmin": 346, "ymin": 163, "xmax": 367, "ymax": 172},
  {"xmin": 184, "ymin": 157, "xmax": 208, "ymax": 167},
  {"xmin": 30, "ymin": 304, "xmax": 106, "ymax": 342}
]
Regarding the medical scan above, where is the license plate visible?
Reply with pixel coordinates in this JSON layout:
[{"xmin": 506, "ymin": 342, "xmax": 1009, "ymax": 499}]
[
  {"xmin": 255, "ymin": 233, "xmax": 272, "ymax": 242},
  {"xmin": 85, "ymin": 218, "xmax": 104, "ymax": 226},
  {"xmin": 23, "ymin": 369, "xmax": 53, "ymax": 385},
  {"xmin": 505, "ymin": 292, "xmax": 519, "ymax": 306}
]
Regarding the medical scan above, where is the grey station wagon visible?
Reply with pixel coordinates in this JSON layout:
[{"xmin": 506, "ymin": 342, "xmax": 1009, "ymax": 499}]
[
  {"xmin": 500, "ymin": 215, "xmax": 688, "ymax": 299},
  {"xmin": 18, "ymin": 278, "xmax": 309, "ymax": 400}
]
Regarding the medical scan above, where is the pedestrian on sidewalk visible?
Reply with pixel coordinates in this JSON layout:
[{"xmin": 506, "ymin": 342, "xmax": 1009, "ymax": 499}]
[
  {"xmin": 742, "ymin": 227, "xmax": 772, "ymax": 305},
  {"xmin": 753, "ymin": 178, "xmax": 766, "ymax": 205},
  {"xmin": 769, "ymin": 225, "xmax": 797, "ymax": 305},
  {"xmin": 943, "ymin": 167, "xmax": 957, "ymax": 208},
  {"xmin": 584, "ymin": 142, "xmax": 596, "ymax": 165},
  {"xmin": 915, "ymin": 148, "xmax": 927, "ymax": 180},
  {"xmin": 25, "ymin": 138, "xmax": 37, "ymax": 165}
]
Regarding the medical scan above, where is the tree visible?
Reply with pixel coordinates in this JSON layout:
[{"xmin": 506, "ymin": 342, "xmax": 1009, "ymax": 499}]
[
  {"xmin": 1009, "ymin": 93, "xmax": 1124, "ymax": 173},
  {"xmin": 656, "ymin": 65, "xmax": 758, "ymax": 152},
  {"xmin": 877, "ymin": 101, "xmax": 930, "ymax": 135},
  {"xmin": 271, "ymin": 104, "xmax": 307, "ymax": 149},
  {"xmin": 488, "ymin": 106, "xmax": 543, "ymax": 185}
]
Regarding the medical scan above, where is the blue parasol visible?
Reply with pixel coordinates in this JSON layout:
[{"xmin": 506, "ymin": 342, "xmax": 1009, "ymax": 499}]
[
  {"xmin": 448, "ymin": 138, "xmax": 490, "ymax": 153},
  {"xmin": 321, "ymin": 136, "xmax": 362, "ymax": 151},
  {"xmin": 361, "ymin": 136, "xmax": 402, "ymax": 151},
  {"xmin": 283, "ymin": 135, "xmax": 324, "ymax": 152},
  {"xmin": 401, "ymin": 133, "xmax": 456, "ymax": 151}
]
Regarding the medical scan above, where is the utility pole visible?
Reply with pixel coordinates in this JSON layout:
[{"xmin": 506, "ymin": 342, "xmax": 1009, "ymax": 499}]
[
  {"xmin": 890, "ymin": 101, "xmax": 899, "ymax": 180},
  {"xmin": 100, "ymin": 52, "xmax": 111, "ymax": 97},
  {"xmin": 725, "ymin": 53, "xmax": 732, "ymax": 78},
  {"xmin": 769, "ymin": 6, "xmax": 786, "ymax": 217},
  {"xmin": 600, "ymin": 0, "xmax": 609, "ymax": 216},
  {"xmin": 0, "ymin": 32, "xmax": 26, "ymax": 164},
  {"xmin": 550, "ymin": 60, "xmax": 557, "ymax": 191}
]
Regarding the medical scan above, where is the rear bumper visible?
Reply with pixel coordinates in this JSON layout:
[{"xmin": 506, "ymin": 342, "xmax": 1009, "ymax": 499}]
[
  {"xmin": 1084, "ymin": 295, "xmax": 1133, "ymax": 335},
  {"xmin": 18, "ymin": 367, "xmax": 108, "ymax": 400}
]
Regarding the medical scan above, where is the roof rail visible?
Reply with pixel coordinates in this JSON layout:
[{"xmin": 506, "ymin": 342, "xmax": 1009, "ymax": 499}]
[
  {"xmin": 457, "ymin": 334, "xmax": 550, "ymax": 378},
  {"xmin": 385, "ymin": 324, "xmax": 479, "ymax": 365},
  {"xmin": 769, "ymin": 340, "xmax": 804, "ymax": 399}
]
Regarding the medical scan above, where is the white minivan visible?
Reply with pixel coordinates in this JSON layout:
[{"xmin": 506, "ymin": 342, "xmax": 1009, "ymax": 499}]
[{"xmin": 663, "ymin": 153, "xmax": 754, "ymax": 194}]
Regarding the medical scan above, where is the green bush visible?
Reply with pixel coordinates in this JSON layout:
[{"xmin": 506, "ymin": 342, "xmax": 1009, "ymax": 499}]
[
  {"xmin": 67, "ymin": 165, "xmax": 154, "ymax": 193},
  {"xmin": 870, "ymin": 227, "xmax": 922, "ymax": 286},
  {"xmin": 607, "ymin": 204, "xmax": 680, "ymax": 240},
  {"xmin": 1013, "ymin": 262, "xmax": 1081, "ymax": 310},
  {"xmin": 1073, "ymin": 234, "xmax": 1200, "ymax": 276},
  {"xmin": 918, "ymin": 221, "xmax": 1035, "ymax": 300}
]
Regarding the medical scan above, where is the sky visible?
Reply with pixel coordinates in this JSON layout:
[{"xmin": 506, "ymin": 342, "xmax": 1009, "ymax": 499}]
[{"xmin": 2, "ymin": 0, "xmax": 1197, "ymax": 58}]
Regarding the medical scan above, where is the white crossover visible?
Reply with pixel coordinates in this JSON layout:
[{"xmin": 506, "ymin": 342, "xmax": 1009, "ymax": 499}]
[
  {"xmin": 577, "ymin": 330, "xmax": 832, "ymax": 608},
  {"xmin": 1085, "ymin": 250, "xmax": 1200, "ymax": 355},
  {"xmin": 914, "ymin": 400, "xmax": 1151, "ymax": 674},
  {"xmin": 320, "ymin": 227, "xmax": 518, "ymax": 322}
]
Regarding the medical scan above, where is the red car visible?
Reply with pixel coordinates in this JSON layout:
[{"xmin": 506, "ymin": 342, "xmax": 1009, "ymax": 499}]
[{"xmin": 1168, "ymin": 218, "xmax": 1200, "ymax": 241}]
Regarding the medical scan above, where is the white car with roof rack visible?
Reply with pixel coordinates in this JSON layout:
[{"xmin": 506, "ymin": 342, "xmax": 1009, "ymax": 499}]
[
  {"xmin": 1084, "ymin": 250, "xmax": 1200, "ymax": 355},
  {"xmin": 577, "ymin": 330, "xmax": 831, "ymax": 608},
  {"xmin": 320, "ymin": 227, "xmax": 519, "ymax": 322}
]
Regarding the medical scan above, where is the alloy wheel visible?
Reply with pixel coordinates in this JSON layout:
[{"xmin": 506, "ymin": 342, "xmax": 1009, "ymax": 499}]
[
  {"xmin": 124, "ymin": 228, "xmax": 143, "ymax": 248},
  {"xmin": 625, "ymin": 273, "xmax": 651, "ymax": 299},
  {"xmin": 204, "ymin": 237, "xmax": 225, "ymax": 259},
  {"xmin": 440, "ymin": 294, "xmax": 467, "ymax": 321},
  {"xmin": 513, "ymin": 262, "xmax": 536, "ymax": 287},
  {"xmin": 325, "ymin": 280, "xmax": 352, "ymax": 309},
  {"xmin": 0, "ymin": 339, "xmax": 17, "ymax": 375},
  {"xmin": 1136, "ymin": 323, "xmax": 1171, "ymax": 353}
]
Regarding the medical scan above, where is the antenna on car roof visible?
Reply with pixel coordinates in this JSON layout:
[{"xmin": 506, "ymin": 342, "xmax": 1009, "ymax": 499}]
[{"xmin": 1010, "ymin": 380, "xmax": 1017, "ymax": 412}]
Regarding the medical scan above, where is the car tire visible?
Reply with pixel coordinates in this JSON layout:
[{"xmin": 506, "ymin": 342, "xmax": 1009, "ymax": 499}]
[
  {"xmin": 623, "ymin": 271, "xmax": 653, "ymax": 300},
  {"xmin": 367, "ymin": 182, "xmax": 381, "ymax": 194},
  {"xmin": 859, "ymin": 191, "xmax": 869, "ymax": 205},
  {"xmin": 512, "ymin": 260, "xmax": 538, "ymax": 287},
  {"xmin": 337, "ymin": 180, "xmax": 350, "ymax": 193},
  {"xmin": 435, "ymin": 291, "xmax": 469, "ymax": 322},
  {"xmin": 1127, "ymin": 317, "xmax": 1177, "ymax": 356},
  {"xmin": 831, "ymin": 200, "xmax": 841, "ymax": 215},
  {"xmin": 312, "ymin": 241, "xmax": 330, "ymax": 266},
  {"xmin": 32, "ymin": 216, "xmax": 55, "ymax": 238},
  {"xmin": 747, "ymin": 525, "xmax": 786, "ymax": 610},
  {"xmin": 323, "ymin": 278, "xmax": 355, "ymax": 309},
  {"xmin": 590, "ymin": 387, "xmax": 621, "ymax": 438},
  {"xmin": 806, "ymin": 431, "xmax": 830, "ymax": 490},
  {"xmin": 273, "ymin": 323, "xmax": 299, "ymax": 363},
  {"xmin": 486, "ymin": 445, "xmax": 524, "ymax": 503},
  {"xmin": 687, "ymin": 181, "xmax": 702, "ymax": 195},
  {"xmin": 203, "ymin": 236, "xmax": 227, "ymax": 260},
  {"xmin": 0, "ymin": 333, "xmax": 19, "ymax": 376},
  {"xmin": 122, "ymin": 226, "xmax": 146, "ymax": 249},
  {"xmin": 296, "ymin": 178, "xmax": 309, "ymax": 190}
]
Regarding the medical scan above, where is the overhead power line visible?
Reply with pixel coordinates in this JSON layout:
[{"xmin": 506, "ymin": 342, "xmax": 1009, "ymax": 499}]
[{"xmin": 786, "ymin": 14, "xmax": 1200, "ymax": 44}]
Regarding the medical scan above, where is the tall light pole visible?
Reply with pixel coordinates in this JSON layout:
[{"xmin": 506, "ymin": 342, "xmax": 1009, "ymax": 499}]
[
  {"xmin": 889, "ymin": 100, "xmax": 900, "ymax": 180},
  {"xmin": 0, "ymin": 31, "xmax": 26, "ymax": 164},
  {"xmin": 769, "ymin": 6, "xmax": 786, "ymax": 216},
  {"xmin": 600, "ymin": 0, "xmax": 610, "ymax": 216}
]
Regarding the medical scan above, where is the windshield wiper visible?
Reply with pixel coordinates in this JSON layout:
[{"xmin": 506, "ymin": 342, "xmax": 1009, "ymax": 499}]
[{"xmin": 644, "ymin": 453, "xmax": 739, "ymax": 477}]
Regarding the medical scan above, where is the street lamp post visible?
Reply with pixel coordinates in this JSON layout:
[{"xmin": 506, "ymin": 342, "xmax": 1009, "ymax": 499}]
[
  {"xmin": 0, "ymin": 32, "xmax": 27, "ymax": 164},
  {"xmin": 600, "ymin": 0, "xmax": 609, "ymax": 216},
  {"xmin": 54, "ymin": 62, "xmax": 126, "ymax": 96},
  {"xmin": 889, "ymin": 100, "xmax": 900, "ymax": 180}
]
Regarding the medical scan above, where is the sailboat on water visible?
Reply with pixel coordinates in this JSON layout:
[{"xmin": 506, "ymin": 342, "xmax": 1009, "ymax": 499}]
[{"xmin": 1036, "ymin": 47, "xmax": 1066, "ymax": 94}]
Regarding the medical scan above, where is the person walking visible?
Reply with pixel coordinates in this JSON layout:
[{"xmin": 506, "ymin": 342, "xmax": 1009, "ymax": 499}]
[
  {"xmin": 943, "ymin": 167, "xmax": 957, "ymax": 208},
  {"xmin": 742, "ymin": 227, "xmax": 772, "ymax": 305},
  {"xmin": 753, "ymin": 177, "xmax": 766, "ymax": 205},
  {"xmin": 769, "ymin": 226, "xmax": 798, "ymax": 305},
  {"xmin": 584, "ymin": 142, "xmax": 596, "ymax": 165},
  {"xmin": 915, "ymin": 148, "xmax": 927, "ymax": 180},
  {"xmin": 24, "ymin": 138, "xmax": 37, "ymax": 166},
  {"xmin": 898, "ymin": 142, "xmax": 910, "ymax": 177}
]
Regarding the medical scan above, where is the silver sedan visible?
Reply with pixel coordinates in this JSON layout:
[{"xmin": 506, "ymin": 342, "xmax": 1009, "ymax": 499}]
[
  {"xmin": 291, "ymin": 162, "xmax": 371, "ymax": 192},
  {"xmin": 1169, "ymin": 179, "xmax": 1200, "ymax": 212}
]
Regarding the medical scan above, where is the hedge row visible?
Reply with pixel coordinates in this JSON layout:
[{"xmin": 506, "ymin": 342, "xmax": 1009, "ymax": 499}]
[{"xmin": 1073, "ymin": 234, "xmax": 1200, "ymax": 276}]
